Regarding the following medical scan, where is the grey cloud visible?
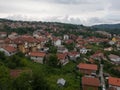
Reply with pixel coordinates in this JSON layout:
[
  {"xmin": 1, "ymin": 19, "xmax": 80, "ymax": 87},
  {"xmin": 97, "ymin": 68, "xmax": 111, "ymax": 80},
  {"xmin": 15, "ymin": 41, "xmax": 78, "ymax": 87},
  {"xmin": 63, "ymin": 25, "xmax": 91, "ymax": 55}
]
[{"xmin": 0, "ymin": 0, "xmax": 120, "ymax": 25}]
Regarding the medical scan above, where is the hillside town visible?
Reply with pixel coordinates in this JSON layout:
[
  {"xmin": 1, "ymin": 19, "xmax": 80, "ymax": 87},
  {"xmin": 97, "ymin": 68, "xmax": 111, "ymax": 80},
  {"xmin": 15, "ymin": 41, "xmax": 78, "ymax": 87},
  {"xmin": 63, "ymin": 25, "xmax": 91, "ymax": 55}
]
[{"xmin": 0, "ymin": 23, "xmax": 120, "ymax": 90}]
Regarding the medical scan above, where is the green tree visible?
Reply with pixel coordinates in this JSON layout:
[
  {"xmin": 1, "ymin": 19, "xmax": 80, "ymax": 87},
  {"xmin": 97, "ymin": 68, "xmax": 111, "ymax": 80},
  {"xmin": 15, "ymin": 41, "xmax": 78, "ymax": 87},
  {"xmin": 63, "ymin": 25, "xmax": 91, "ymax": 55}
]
[
  {"xmin": 47, "ymin": 54, "xmax": 59, "ymax": 68},
  {"xmin": 13, "ymin": 73, "xmax": 32, "ymax": 90},
  {"xmin": 0, "ymin": 65, "xmax": 12, "ymax": 90},
  {"xmin": 49, "ymin": 46, "xmax": 57, "ymax": 54},
  {"xmin": 32, "ymin": 72, "xmax": 50, "ymax": 90},
  {"xmin": 64, "ymin": 43, "xmax": 75, "ymax": 51}
]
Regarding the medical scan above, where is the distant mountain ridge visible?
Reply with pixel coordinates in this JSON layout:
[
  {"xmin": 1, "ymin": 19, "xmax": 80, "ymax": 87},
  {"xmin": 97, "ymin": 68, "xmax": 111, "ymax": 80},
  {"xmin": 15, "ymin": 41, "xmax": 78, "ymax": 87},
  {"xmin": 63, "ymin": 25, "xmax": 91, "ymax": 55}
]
[
  {"xmin": 0, "ymin": 18, "xmax": 120, "ymax": 34},
  {"xmin": 92, "ymin": 23, "xmax": 120, "ymax": 30}
]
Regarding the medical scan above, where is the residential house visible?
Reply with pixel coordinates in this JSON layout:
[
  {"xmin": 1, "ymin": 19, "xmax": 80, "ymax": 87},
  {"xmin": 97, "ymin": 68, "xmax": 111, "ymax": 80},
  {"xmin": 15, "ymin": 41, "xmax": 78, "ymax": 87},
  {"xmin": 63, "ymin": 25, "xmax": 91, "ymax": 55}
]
[
  {"xmin": 104, "ymin": 47, "xmax": 113, "ymax": 51},
  {"xmin": 77, "ymin": 63, "xmax": 98, "ymax": 75},
  {"xmin": 82, "ymin": 76, "xmax": 100, "ymax": 90},
  {"xmin": 109, "ymin": 37, "xmax": 117, "ymax": 45},
  {"xmin": 80, "ymin": 47, "xmax": 88, "ymax": 54},
  {"xmin": 53, "ymin": 38, "xmax": 61, "ymax": 46},
  {"xmin": 57, "ymin": 45, "xmax": 68, "ymax": 53},
  {"xmin": 65, "ymin": 39, "xmax": 74, "ymax": 44},
  {"xmin": 57, "ymin": 53, "xmax": 69, "ymax": 65},
  {"xmin": 68, "ymin": 51, "xmax": 80, "ymax": 60},
  {"xmin": 36, "ymin": 37, "xmax": 47, "ymax": 49},
  {"xmin": 8, "ymin": 32, "xmax": 18, "ymax": 39},
  {"xmin": 40, "ymin": 47, "xmax": 49, "ymax": 52},
  {"xmin": 95, "ymin": 31, "xmax": 112, "ymax": 38},
  {"xmin": 0, "ymin": 39, "xmax": 5, "ymax": 47},
  {"xmin": 29, "ymin": 52, "xmax": 46, "ymax": 64},
  {"xmin": 14, "ymin": 35, "xmax": 40, "ymax": 53},
  {"xmin": 108, "ymin": 77, "xmax": 120, "ymax": 90},
  {"xmin": 0, "ymin": 32, "xmax": 7, "ymax": 38},
  {"xmin": 116, "ymin": 41, "xmax": 120, "ymax": 50},
  {"xmin": 0, "ymin": 46, "xmax": 17, "ymax": 56},
  {"xmin": 4, "ymin": 38, "xmax": 17, "ymax": 47},
  {"xmin": 63, "ymin": 35, "xmax": 69, "ymax": 40},
  {"xmin": 88, "ymin": 58, "xmax": 95, "ymax": 64},
  {"xmin": 108, "ymin": 54, "xmax": 120, "ymax": 64},
  {"xmin": 91, "ymin": 52, "xmax": 105, "ymax": 60}
]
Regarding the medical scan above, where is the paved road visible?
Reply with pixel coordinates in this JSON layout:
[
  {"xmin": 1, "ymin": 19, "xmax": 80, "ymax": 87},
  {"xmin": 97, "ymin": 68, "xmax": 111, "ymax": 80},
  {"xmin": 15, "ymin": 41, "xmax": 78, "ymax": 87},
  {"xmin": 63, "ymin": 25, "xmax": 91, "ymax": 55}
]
[{"xmin": 99, "ymin": 64, "xmax": 106, "ymax": 90}]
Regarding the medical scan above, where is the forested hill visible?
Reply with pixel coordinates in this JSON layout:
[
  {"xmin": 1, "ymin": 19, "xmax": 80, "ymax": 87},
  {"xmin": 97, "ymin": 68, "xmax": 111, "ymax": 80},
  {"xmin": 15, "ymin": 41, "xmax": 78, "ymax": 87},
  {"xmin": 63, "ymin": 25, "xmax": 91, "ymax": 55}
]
[
  {"xmin": 0, "ymin": 18, "xmax": 86, "ymax": 35},
  {"xmin": 91, "ymin": 24, "xmax": 120, "ymax": 34},
  {"xmin": 92, "ymin": 24, "xmax": 120, "ymax": 29},
  {"xmin": 0, "ymin": 18, "xmax": 120, "ymax": 34}
]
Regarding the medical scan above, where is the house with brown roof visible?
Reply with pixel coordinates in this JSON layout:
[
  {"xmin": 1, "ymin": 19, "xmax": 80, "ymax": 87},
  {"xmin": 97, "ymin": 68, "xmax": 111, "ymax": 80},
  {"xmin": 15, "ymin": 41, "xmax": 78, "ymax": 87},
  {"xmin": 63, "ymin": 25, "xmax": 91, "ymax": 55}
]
[
  {"xmin": 0, "ymin": 32, "xmax": 7, "ymax": 38},
  {"xmin": 77, "ymin": 63, "xmax": 98, "ymax": 75},
  {"xmin": 91, "ymin": 52, "xmax": 105, "ymax": 60},
  {"xmin": 57, "ymin": 53, "xmax": 69, "ymax": 65},
  {"xmin": 57, "ymin": 45, "xmax": 68, "ymax": 53},
  {"xmin": 108, "ymin": 54, "xmax": 120, "ymax": 64},
  {"xmin": 68, "ymin": 51, "xmax": 80, "ymax": 60},
  {"xmin": 13, "ymin": 35, "xmax": 42, "ymax": 53},
  {"xmin": 82, "ymin": 76, "xmax": 100, "ymax": 90},
  {"xmin": 108, "ymin": 77, "xmax": 120, "ymax": 90},
  {"xmin": 29, "ymin": 52, "xmax": 46, "ymax": 64},
  {"xmin": 0, "ymin": 46, "xmax": 17, "ymax": 56},
  {"xmin": 52, "ymin": 37, "xmax": 61, "ymax": 46},
  {"xmin": 10, "ymin": 69, "xmax": 32, "ymax": 78},
  {"xmin": 104, "ymin": 47, "xmax": 113, "ymax": 51}
]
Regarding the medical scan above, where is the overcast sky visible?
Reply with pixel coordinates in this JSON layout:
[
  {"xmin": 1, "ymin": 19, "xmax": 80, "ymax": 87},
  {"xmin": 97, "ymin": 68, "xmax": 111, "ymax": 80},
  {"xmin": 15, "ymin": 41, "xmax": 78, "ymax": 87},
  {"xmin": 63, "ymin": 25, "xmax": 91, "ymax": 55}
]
[{"xmin": 0, "ymin": 0, "xmax": 120, "ymax": 26}]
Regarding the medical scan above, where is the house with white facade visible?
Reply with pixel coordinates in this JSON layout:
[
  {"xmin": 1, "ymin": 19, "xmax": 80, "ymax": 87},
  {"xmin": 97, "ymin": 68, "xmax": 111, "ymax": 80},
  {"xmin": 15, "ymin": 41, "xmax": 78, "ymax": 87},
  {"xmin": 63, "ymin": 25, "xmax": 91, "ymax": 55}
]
[
  {"xmin": 63, "ymin": 35, "xmax": 69, "ymax": 40},
  {"xmin": 57, "ymin": 53, "xmax": 69, "ymax": 65},
  {"xmin": 108, "ymin": 54, "xmax": 120, "ymax": 64},
  {"xmin": 0, "ymin": 46, "xmax": 17, "ymax": 56},
  {"xmin": 29, "ymin": 52, "xmax": 46, "ymax": 64},
  {"xmin": 68, "ymin": 51, "xmax": 80, "ymax": 60},
  {"xmin": 57, "ymin": 46, "xmax": 68, "ymax": 53},
  {"xmin": 0, "ymin": 32, "xmax": 7, "ymax": 38},
  {"xmin": 80, "ymin": 48, "xmax": 88, "ymax": 54},
  {"xmin": 108, "ymin": 77, "xmax": 120, "ymax": 90},
  {"xmin": 53, "ymin": 38, "xmax": 62, "ymax": 46}
]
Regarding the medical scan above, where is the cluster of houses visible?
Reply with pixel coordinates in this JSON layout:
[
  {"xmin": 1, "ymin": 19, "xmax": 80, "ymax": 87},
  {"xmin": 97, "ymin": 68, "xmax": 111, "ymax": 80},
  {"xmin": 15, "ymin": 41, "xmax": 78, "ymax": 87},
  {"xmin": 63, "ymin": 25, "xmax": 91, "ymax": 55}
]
[
  {"xmin": 77, "ymin": 63, "xmax": 120, "ymax": 90},
  {"xmin": 0, "ymin": 30, "xmax": 120, "ymax": 90}
]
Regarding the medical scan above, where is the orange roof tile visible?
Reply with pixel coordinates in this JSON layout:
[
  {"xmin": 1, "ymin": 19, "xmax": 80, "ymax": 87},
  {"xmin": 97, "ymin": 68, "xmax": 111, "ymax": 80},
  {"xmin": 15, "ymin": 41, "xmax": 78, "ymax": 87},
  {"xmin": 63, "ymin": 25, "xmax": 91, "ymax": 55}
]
[
  {"xmin": 57, "ymin": 53, "xmax": 67, "ymax": 60},
  {"xmin": 108, "ymin": 77, "xmax": 120, "ymax": 87},
  {"xmin": 2, "ymin": 46, "xmax": 17, "ymax": 52},
  {"xmin": 10, "ymin": 70, "xmax": 23, "ymax": 77},
  {"xmin": 68, "ymin": 51, "xmax": 79, "ymax": 56},
  {"xmin": 77, "ymin": 63, "xmax": 97, "ymax": 71},
  {"xmin": 82, "ymin": 77, "xmax": 100, "ymax": 87},
  {"xmin": 29, "ymin": 52, "xmax": 46, "ymax": 57}
]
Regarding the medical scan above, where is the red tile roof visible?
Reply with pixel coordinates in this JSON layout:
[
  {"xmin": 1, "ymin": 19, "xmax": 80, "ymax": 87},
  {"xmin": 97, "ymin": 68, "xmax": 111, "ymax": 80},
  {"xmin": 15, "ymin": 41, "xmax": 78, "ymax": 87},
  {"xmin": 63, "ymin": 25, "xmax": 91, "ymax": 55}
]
[
  {"xmin": 36, "ymin": 38, "xmax": 46, "ymax": 42},
  {"xmin": 29, "ymin": 52, "xmax": 46, "ymax": 57},
  {"xmin": 2, "ymin": 46, "xmax": 17, "ymax": 52},
  {"xmin": 0, "ymin": 32, "xmax": 7, "ymax": 34},
  {"xmin": 88, "ymin": 58, "xmax": 95, "ymax": 64},
  {"xmin": 10, "ymin": 69, "xmax": 32, "ymax": 78},
  {"xmin": 68, "ymin": 51, "xmax": 79, "ymax": 56},
  {"xmin": 77, "ymin": 63, "xmax": 97, "ymax": 71},
  {"xmin": 10, "ymin": 70, "xmax": 23, "ymax": 78},
  {"xmin": 109, "ymin": 54, "xmax": 120, "ymax": 59},
  {"xmin": 108, "ymin": 77, "xmax": 120, "ymax": 87},
  {"xmin": 82, "ymin": 77, "xmax": 100, "ymax": 87},
  {"xmin": 65, "ymin": 40, "xmax": 73, "ymax": 44},
  {"xmin": 57, "ymin": 53, "xmax": 67, "ymax": 60}
]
